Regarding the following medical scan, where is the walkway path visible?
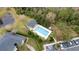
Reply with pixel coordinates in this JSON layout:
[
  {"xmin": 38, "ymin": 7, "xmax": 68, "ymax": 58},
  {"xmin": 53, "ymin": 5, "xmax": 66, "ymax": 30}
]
[{"xmin": 26, "ymin": 44, "xmax": 35, "ymax": 51}]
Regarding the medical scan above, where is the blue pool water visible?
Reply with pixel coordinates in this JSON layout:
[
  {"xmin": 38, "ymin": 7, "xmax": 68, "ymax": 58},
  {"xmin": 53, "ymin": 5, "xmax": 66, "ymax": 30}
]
[{"xmin": 35, "ymin": 26, "xmax": 49, "ymax": 36}]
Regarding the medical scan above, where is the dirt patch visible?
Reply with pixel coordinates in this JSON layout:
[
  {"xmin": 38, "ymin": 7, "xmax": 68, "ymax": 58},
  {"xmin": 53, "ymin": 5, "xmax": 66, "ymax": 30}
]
[
  {"xmin": 54, "ymin": 22, "xmax": 78, "ymax": 41},
  {"xmin": 52, "ymin": 25, "xmax": 63, "ymax": 41}
]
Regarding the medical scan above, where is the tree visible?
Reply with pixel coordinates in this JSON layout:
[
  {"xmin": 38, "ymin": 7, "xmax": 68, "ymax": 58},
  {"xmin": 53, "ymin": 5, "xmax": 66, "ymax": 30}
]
[
  {"xmin": 57, "ymin": 8, "xmax": 74, "ymax": 23},
  {"xmin": 46, "ymin": 12, "xmax": 56, "ymax": 24}
]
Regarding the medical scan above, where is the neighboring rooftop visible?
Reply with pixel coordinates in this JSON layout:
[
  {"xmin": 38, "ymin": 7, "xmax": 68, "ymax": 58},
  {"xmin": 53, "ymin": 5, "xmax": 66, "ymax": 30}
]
[
  {"xmin": 0, "ymin": 33, "xmax": 25, "ymax": 51},
  {"xmin": 1, "ymin": 12, "xmax": 15, "ymax": 26},
  {"xmin": 27, "ymin": 19, "xmax": 37, "ymax": 29},
  {"xmin": 43, "ymin": 43, "xmax": 57, "ymax": 51}
]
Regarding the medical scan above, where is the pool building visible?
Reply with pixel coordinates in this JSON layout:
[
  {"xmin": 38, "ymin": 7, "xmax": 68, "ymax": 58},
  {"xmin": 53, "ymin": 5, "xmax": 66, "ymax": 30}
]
[{"xmin": 26, "ymin": 19, "xmax": 52, "ymax": 39}]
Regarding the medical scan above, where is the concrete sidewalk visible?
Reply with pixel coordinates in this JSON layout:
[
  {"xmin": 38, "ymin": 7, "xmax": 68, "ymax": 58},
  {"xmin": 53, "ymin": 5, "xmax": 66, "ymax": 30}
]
[{"xmin": 26, "ymin": 44, "xmax": 35, "ymax": 51}]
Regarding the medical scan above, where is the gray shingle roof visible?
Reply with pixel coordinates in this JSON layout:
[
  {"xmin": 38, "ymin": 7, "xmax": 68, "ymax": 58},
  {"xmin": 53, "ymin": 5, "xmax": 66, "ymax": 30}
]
[
  {"xmin": 2, "ymin": 13, "xmax": 15, "ymax": 26},
  {"xmin": 0, "ymin": 33, "xmax": 25, "ymax": 51},
  {"xmin": 27, "ymin": 19, "xmax": 37, "ymax": 28}
]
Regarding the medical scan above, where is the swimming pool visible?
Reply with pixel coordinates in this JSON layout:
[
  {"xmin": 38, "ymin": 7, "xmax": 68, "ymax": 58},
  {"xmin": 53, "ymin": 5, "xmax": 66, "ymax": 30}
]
[
  {"xmin": 35, "ymin": 26, "xmax": 49, "ymax": 36},
  {"xmin": 33, "ymin": 25, "xmax": 51, "ymax": 39}
]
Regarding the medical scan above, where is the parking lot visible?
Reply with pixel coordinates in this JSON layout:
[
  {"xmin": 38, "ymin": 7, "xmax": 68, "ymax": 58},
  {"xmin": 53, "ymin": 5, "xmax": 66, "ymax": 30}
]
[{"xmin": 60, "ymin": 38, "xmax": 79, "ymax": 50}]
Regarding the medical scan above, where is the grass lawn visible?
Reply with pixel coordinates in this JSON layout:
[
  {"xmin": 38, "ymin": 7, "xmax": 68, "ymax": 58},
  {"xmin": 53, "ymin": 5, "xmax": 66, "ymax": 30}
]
[
  {"xmin": 18, "ymin": 40, "xmax": 31, "ymax": 51},
  {"xmin": 47, "ymin": 32, "xmax": 55, "ymax": 43},
  {"xmin": 0, "ymin": 8, "xmax": 7, "ymax": 16},
  {"xmin": 27, "ymin": 38, "xmax": 43, "ymax": 51},
  {"xmin": 0, "ymin": 28, "xmax": 7, "ymax": 36}
]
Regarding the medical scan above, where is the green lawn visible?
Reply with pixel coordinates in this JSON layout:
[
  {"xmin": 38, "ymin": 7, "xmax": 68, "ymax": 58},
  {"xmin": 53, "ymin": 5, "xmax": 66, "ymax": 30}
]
[
  {"xmin": 27, "ymin": 38, "xmax": 43, "ymax": 51},
  {"xmin": 18, "ymin": 40, "xmax": 31, "ymax": 51},
  {"xmin": 0, "ymin": 28, "xmax": 7, "ymax": 36}
]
